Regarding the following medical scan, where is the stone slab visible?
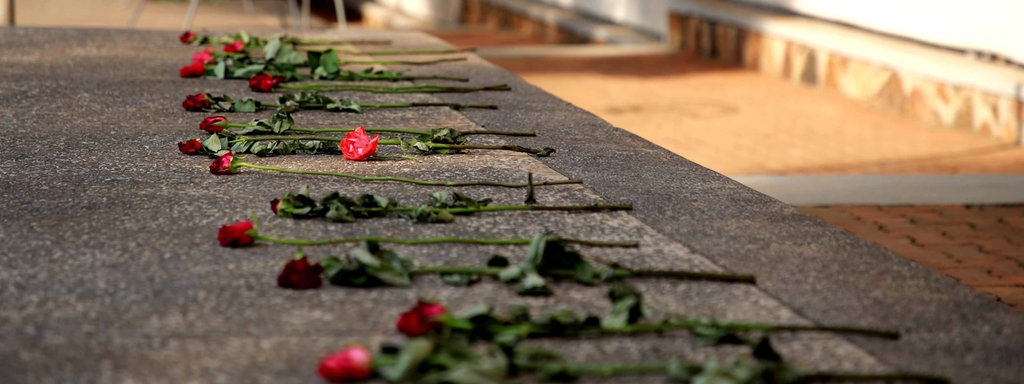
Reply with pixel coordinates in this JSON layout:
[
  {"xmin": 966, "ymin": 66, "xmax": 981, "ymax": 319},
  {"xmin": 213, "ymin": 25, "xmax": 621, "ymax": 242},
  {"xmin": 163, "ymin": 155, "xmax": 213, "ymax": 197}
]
[{"xmin": 0, "ymin": 27, "xmax": 1022, "ymax": 383}]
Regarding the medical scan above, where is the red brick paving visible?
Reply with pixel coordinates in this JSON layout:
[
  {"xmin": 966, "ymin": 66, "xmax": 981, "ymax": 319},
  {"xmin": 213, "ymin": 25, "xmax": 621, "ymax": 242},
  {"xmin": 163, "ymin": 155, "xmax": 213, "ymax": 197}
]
[{"xmin": 800, "ymin": 205, "xmax": 1024, "ymax": 310}]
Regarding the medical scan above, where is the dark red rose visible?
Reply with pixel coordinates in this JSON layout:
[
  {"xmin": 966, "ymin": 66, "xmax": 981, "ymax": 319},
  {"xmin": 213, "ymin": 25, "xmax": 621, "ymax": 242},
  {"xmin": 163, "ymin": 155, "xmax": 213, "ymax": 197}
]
[
  {"xmin": 248, "ymin": 73, "xmax": 284, "ymax": 93},
  {"xmin": 177, "ymin": 139, "xmax": 203, "ymax": 155},
  {"xmin": 182, "ymin": 93, "xmax": 211, "ymax": 111},
  {"xmin": 395, "ymin": 300, "xmax": 447, "ymax": 337},
  {"xmin": 270, "ymin": 199, "xmax": 281, "ymax": 215},
  {"xmin": 317, "ymin": 345, "xmax": 374, "ymax": 383},
  {"xmin": 217, "ymin": 220, "xmax": 255, "ymax": 247},
  {"xmin": 199, "ymin": 115, "xmax": 227, "ymax": 133},
  {"xmin": 223, "ymin": 40, "xmax": 245, "ymax": 53},
  {"xmin": 277, "ymin": 256, "xmax": 324, "ymax": 290},
  {"xmin": 179, "ymin": 31, "xmax": 196, "ymax": 44},
  {"xmin": 339, "ymin": 127, "xmax": 379, "ymax": 161},
  {"xmin": 179, "ymin": 60, "xmax": 206, "ymax": 78}
]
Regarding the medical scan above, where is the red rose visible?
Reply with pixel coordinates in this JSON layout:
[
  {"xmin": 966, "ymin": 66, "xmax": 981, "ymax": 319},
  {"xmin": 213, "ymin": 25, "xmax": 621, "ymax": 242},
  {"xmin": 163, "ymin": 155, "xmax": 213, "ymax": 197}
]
[
  {"xmin": 192, "ymin": 46, "xmax": 215, "ymax": 64},
  {"xmin": 395, "ymin": 300, "xmax": 447, "ymax": 337},
  {"xmin": 199, "ymin": 115, "xmax": 227, "ymax": 133},
  {"xmin": 209, "ymin": 151, "xmax": 237, "ymax": 175},
  {"xmin": 317, "ymin": 345, "xmax": 374, "ymax": 383},
  {"xmin": 277, "ymin": 256, "xmax": 324, "ymax": 290},
  {"xmin": 248, "ymin": 73, "xmax": 284, "ymax": 93},
  {"xmin": 179, "ymin": 31, "xmax": 196, "ymax": 44},
  {"xmin": 339, "ymin": 126, "xmax": 379, "ymax": 161},
  {"xmin": 179, "ymin": 60, "xmax": 206, "ymax": 78},
  {"xmin": 217, "ymin": 220, "xmax": 255, "ymax": 247},
  {"xmin": 270, "ymin": 199, "xmax": 281, "ymax": 215},
  {"xmin": 177, "ymin": 139, "xmax": 203, "ymax": 155},
  {"xmin": 223, "ymin": 40, "xmax": 245, "ymax": 53},
  {"xmin": 182, "ymin": 93, "xmax": 210, "ymax": 111}
]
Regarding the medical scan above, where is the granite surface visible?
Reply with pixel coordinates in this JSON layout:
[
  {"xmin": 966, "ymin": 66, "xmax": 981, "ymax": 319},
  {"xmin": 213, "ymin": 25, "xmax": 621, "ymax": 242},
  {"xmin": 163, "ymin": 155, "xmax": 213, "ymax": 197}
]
[{"xmin": 0, "ymin": 27, "xmax": 1021, "ymax": 383}]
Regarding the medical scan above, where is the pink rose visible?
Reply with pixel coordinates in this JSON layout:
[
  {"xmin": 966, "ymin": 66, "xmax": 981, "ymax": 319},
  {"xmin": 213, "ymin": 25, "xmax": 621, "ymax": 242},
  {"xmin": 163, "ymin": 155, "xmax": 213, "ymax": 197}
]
[
  {"xmin": 223, "ymin": 40, "xmax": 245, "ymax": 53},
  {"xmin": 192, "ymin": 47, "xmax": 215, "ymax": 64},
  {"xmin": 339, "ymin": 126, "xmax": 379, "ymax": 161},
  {"xmin": 317, "ymin": 345, "xmax": 374, "ymax": 383}
]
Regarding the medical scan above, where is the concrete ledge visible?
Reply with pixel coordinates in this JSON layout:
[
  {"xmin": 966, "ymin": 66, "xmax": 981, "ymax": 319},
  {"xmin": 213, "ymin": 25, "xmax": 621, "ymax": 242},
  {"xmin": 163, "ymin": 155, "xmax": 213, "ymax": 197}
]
[
  {"xmin": 734, "ymin": 175, "xmax": 1024, "ymax": 206},
  {"xmin": 669, "ymin": 0, "xmax": 1024, "ymax": 145}
]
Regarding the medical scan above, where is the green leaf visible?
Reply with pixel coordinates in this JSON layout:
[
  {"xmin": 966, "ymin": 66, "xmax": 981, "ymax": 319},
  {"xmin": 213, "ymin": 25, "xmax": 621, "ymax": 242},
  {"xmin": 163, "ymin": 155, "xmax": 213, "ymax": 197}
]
[
  {"xmin": 326, "ymin": 98, "xmax": 362, "ymax": 113},
  {"xmin": 498, "ymin": 265, "xmax": 523, "ymax": 283},
  {"xmin": 262, "ymin": 38, "xmax": 281, "ymax": 61},
  {"xmin": 270, "ymin": 111, "xmax": 294, "ymax": 133},
  {"xmin": 378, "ymin": 338, "xmax": 436, "ymax": 382},
  {"xmin": 515, "ymin": 272, "xmax": 551, "ymax": 296},
  {"xmin": 212, "ymin": 61, "xmax": 226, "ymax": 79},
  {"xmin": 231, "ymin": 98, "xmax": 258, "ymax": 113},
  {"xmin": 601, "ymin": 283, "xmax": 646, "ymax": 330},
  {"xmin": 201, "ymin": 133, "xmax": 223, "ymax": 153}
]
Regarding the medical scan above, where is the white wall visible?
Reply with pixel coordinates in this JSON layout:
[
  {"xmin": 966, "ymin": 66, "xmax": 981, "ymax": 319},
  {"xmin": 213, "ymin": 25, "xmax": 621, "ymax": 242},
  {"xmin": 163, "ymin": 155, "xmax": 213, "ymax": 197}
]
[
  {"xmin": 731, "ymin": 0, "xmax": 1024, "ymax": 64},
  {"xmin": 374, "ymin": 0, "xmax": 463, "ymax": 25},
  {"xmin": 534, "ymin": 0, "xmax": 669, "ymax": 38}
]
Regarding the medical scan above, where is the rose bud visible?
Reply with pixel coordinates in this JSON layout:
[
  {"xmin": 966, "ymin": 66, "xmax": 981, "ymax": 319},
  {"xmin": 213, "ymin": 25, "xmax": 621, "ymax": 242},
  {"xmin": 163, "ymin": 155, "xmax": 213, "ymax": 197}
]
[
  {"xmin": 192, "ymin": 46, "xmax": 215, "ymax": 64},
  {"xmin": 395, "ymin": 299, "xmax": 447, "ymax": 337},
  {"xmin": 199, "ymin": 115, "xmax": 227, "ymax": 133},
  {"xmin": 182, "ymin": 93, "xmax": 211, "ymax": 111},
  {"xmin": 217, "ymin": 220, "xmax": 255, "ymax": 247},
  {"xmin": 177, "ymin": 139, "xmax": 203, "ymax": 155},
  {"xmin": 277, "ymin": 256, "xmax": 324, "ymax": 290},
  {"xmin": 209, "ymin": 151, "xmax": 236, "ymax": 175},
  {"xmin": 179, "ymin": 60, "xmax": 206, "ymax": 78},
  {"xmin": 223, "ymin": 40, "xmax": 245, "ymax": 53},
  {"xmin": 317, "ymin": 345, "xmax": 374, "ymax": 383},
  {"xmin": 179, "ymin": 31, "xmax": 196, "ymax": 44},
  {"xmin": 270, "ymin": 198, "xmax": 281, "ymax": 215},
  {"xmin": 248, "ymin": 73, "xmax": 284, "ymax": 93}
]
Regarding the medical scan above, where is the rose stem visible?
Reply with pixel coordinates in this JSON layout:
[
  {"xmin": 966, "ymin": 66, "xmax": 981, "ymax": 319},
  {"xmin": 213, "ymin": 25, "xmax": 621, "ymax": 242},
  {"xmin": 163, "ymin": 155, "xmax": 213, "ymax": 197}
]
[
  {"xmin": 233, "ymin": 161, "xmax": 581, "ymax": 188},
  {"xmin": 338, "ymin": 57, "xmax": 467, "ymax": 66},
  {"xmin": 254, "ymin": 102, "xmax": 498, "ymax": 111},
  {"xmin": 353, "ymin": 203, "xmax": 633, "ymax": 215},
  {"xmin": 251, "ymin": 234, "xmax": 638, "ymax": 248},
  {"xmin": 231, "ymin": 135, "xmax": 548, "ymax": 155},
  {"xmin": 330, "ymin": 47, "xmax": 476, "ymax": 55},
  {"xmin": 216, "ymin": 122, "xmax": 534, "ymax": 136},
  {"xmin": 517, "ymin": 361, "xmax": 948, "ymax": 384},
  {"xmin": 409, "ymin": 265, "xmax": 755, "ymax": 285},
  {"xmin": 586, "ymin": 319, "xmax": 898, "ymax": 340},
  {"xmin": 278, "ymin": 83, "xmax": 511, "ymax": 93}
]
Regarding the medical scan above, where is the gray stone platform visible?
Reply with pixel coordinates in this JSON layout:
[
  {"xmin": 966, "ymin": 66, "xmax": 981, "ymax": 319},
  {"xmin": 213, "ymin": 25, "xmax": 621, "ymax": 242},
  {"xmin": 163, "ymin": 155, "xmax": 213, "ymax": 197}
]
[{"xmin": 0, "ymin": 28, "xmax": 1021, "ymax": 383}]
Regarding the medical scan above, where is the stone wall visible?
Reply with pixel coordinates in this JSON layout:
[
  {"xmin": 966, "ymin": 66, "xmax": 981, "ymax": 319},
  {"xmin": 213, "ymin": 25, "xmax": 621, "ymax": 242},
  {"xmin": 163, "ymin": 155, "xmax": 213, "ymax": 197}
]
[{"xmin": 670, "ymin": 14, "xmax": 1023, "ymax": 145}]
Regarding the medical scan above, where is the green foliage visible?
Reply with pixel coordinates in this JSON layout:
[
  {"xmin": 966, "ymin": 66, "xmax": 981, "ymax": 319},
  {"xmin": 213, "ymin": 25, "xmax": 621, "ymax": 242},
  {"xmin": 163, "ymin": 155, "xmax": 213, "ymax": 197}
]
[{"xmin": 321, "ymin": 241, "xmax": 413, "ymax": 287}]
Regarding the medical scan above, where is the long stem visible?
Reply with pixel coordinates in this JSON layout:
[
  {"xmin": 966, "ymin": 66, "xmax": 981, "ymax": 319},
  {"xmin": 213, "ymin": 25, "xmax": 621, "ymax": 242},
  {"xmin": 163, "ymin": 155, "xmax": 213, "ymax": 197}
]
[
  {"xmin": 363, "ymin": 102, "xmax": 498, "ymax": 110},
  {"xmin": 332, "ymin": 47, "xmax": 476, "ymax": 56},
  {"xmin": 252, "ymin": 234, "xmax": 637, "ymax": 248},
  {"xmin": 214, "ymin": 122, "xmax": 534, "ymax": 136},
  {"xmin": 234, "ymin": 161, "xmax": 581, "ymax": 188},
  {"xmin": 609, "ymin": 268, "xmax": 756, "ymax": 284},
  {"xmin": 279, "ymin": 83, "xmax": 510, "ymax": 93},
  {"xmin": 592, "ymin": 319, "xmax": 897, "ymax": 340},
  {"xmin": 233, "ymin": 135, "xmax": 548, "ymax": 155},
  {"xmin": 351, "ymin": 203, "xmax": 632, "ymax": 215},
  {"xmin": 338, "ymin": 57, "xmax": 466, "ymax": 66}
]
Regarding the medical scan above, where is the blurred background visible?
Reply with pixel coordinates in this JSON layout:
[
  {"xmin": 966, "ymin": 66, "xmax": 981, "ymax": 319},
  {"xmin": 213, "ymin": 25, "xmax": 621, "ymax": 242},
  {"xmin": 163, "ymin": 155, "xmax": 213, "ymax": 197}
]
[{"xmin": 5, "ymin": 0, "xmax": 1023, "ymax": 308}]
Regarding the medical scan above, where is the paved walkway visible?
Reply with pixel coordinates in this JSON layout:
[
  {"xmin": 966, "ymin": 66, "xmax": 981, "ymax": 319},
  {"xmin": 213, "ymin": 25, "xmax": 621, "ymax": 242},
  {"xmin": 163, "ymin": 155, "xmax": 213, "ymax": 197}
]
[{"xmin": 16, "ymin": 2, "xmax": 1024, "ymax": 309}]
